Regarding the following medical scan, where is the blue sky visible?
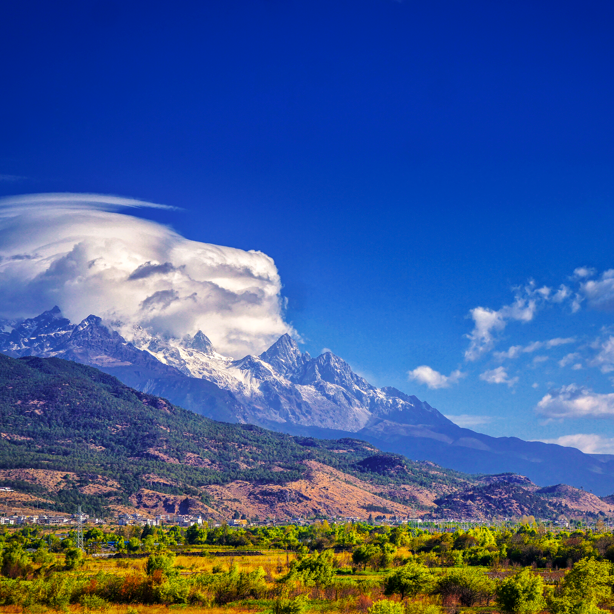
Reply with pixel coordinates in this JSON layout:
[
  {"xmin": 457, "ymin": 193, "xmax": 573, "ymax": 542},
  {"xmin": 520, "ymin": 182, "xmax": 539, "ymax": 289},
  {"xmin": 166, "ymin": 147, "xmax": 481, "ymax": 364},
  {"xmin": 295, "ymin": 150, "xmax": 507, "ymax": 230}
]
[{"xmin": 2, "ymin": 1, "xmax": 614, "ymax": 452}]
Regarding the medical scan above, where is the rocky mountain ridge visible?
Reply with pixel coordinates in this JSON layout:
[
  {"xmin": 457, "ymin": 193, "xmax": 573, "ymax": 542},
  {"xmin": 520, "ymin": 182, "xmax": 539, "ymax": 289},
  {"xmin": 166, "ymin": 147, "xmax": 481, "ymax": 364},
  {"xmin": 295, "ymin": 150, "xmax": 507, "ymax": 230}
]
[
  {"xmin": 3, "ymin": 307, "xmax": 614, "ymax": 495},
  {"xmin": 0, "ymin": 352, "xmax": 611, "ymax": 522}
]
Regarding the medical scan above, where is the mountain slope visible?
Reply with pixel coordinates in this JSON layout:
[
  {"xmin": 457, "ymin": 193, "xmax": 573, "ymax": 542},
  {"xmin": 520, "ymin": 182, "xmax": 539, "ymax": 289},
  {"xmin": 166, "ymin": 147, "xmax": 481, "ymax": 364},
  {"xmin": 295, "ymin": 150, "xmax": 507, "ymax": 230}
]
[
  {"xmin": 3, "ymin": 308, "xmax": 614, "ymax": 495},
  {"xmin": 0, "ymin": 353, "xmax": 472, "ymax": 518}
]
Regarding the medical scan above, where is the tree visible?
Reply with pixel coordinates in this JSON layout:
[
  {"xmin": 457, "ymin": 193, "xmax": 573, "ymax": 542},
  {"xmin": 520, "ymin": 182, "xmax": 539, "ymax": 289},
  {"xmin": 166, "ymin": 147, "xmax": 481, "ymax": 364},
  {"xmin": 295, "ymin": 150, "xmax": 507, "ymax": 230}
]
[
  {"xmin": 64, "ymin": 547, "xmax": 84, "ymax": 570},
  {"xmin": 146, "ymin": 553, "xmax": 176, "ymax": 578},
  {"xmin": 352, "ymin": 544, "xmax": 380, "ymax": 570},
  {"xmin": 285, "ymin": 550, "xmax": 335, "ymax": 587},
  {"xmin": 496, "ymin": 568, "xmax": 545, "ymax": 614},
  {"xmin": 548, "ymin": 557, "xmax": 612, "ymax": 614},
  {"xmin": 435, "ymin": 567, "xmax": 495, "ymax": 607},
  {"xmin": 384, "ymin": 561, "xmax": 433, "ymax": 600}
]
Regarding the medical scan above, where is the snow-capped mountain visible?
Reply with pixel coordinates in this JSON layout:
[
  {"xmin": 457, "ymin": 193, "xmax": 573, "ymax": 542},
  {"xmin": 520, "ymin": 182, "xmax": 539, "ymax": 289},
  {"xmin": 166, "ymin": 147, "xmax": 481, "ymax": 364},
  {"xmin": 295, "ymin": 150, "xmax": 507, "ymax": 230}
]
[
  {"xmin": 3, "ymin": 307, "xmax": 614, "ymax": 495},
  {"xmin": 0, "ymin": 307, "xmax": 450, "ymax": 433}
]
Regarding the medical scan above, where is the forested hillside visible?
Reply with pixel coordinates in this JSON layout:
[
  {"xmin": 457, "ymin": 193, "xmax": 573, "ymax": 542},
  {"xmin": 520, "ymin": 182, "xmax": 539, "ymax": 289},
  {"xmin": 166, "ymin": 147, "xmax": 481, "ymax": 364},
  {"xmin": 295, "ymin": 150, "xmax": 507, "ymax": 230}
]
[{"xmin": 0, "ymin": 354, "xmax": 469, "ymax": 518}]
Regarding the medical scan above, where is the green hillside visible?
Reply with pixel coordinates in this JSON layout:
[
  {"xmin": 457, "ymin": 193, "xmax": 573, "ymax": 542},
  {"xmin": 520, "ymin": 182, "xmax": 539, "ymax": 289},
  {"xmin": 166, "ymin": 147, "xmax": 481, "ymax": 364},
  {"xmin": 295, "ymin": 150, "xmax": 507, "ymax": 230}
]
[{"xmin": 0, "ymin": 354, "xmax": 470, "ymax": 517}]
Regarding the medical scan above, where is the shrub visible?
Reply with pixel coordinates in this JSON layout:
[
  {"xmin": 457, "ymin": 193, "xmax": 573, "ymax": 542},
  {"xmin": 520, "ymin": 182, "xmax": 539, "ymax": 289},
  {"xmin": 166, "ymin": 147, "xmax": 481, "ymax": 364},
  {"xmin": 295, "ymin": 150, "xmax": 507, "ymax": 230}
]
[
  {"xmin": 145, "ymin": 553, "xmax": 176, "ymax": 578},
  {"xmin": 79, "ymin": 594, "xmax": 110, "ymax": 611},
  {"xmin": 383, "ymin": 561, "xmax": 433, "ymax": 600},
  {"xmin": 435, "ymin": 567, "xmax": 495, "ymax": 607},
  {"xmin": 272, "ymin": 595, "xmax": 309, "ymax": 614},
  {"xmin": 285, "ymin": 550, "xmax": 335, "ymax": 587},
  {"xmin": 496, "ymin": 568, "xmax": 545, "ymax": 614},
  {"xmin": 368, "ymin": 599, "xmax": 404, "ymax": 614},
  {"xmin": 64, "ymin": 547, "xmax": 84, "ymax": 570},
  {"xmin": 547, "ymin": 558, "xmax": 612, "ymax": 614}
]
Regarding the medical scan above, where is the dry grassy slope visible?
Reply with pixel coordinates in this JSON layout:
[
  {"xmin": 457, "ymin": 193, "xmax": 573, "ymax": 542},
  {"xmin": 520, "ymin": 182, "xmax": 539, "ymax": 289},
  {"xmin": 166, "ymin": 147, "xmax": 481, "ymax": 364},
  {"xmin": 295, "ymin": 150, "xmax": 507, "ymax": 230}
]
[
  {"xmin": 0, "ymin": 461, "xmax": 465, "ymax": 520},
  {"xmin": 202, "ymin": 460, "xmax": 446, "ymax": 520},
  {"xmin": 537, "ymin": 484, "xmax": 614, "ymax": 515},
  {"xmin": 434, "ymin": 479, "xmax": 614, "ymax": 521}
]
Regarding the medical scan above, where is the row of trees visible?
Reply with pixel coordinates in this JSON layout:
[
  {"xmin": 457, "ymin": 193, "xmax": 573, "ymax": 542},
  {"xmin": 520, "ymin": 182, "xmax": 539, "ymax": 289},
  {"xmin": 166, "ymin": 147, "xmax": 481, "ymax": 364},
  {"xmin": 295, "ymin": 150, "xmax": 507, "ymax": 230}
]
[{"xmin": 4, "ymin": 520, "xmax": 614, "ymax": 568}]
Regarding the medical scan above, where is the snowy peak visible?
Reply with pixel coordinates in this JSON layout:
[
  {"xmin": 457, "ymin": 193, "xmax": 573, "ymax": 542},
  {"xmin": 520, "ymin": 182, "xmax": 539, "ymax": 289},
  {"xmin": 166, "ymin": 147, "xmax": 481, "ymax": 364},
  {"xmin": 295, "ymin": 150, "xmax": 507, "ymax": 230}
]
[
  {"xmin": 0, "ymin": 307, "xmax": 452, "ymax": 434},
  {"xmin": 296, "ymin": 351, "xmax": 371, "ymax": 393},
  {"xmin": 232, "ymin": 354, "xmax": 276, "ymax": 378},
  {"xmin": 259, "ymin": 333, "xmax": 310, "ymax": 377},
  {"xmin": 0, "ymin": 306, "xmax": 74, "ymax": 356},
  {"xmin": 183, "ymin": 330, "xmax": 215, "ymax": 355}
]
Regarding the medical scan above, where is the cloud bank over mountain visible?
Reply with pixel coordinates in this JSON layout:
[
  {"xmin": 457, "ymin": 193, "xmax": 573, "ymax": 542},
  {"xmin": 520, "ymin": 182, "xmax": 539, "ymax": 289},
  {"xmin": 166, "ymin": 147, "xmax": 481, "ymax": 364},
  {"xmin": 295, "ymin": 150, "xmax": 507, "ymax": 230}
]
[{"xmin": 0, "ymin": 193, "xmax": 292, "ymax": 358}]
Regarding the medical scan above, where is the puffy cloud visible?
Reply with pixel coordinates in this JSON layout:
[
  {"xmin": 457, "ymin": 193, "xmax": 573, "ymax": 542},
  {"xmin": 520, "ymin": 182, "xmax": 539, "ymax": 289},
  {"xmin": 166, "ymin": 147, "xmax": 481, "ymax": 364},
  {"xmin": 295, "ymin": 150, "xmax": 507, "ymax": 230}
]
[
  {"xmin": 444, "ymin": 414, "xmax": 492, "ymax": 428},
  {"xmin": 0, "ymin": 193, "xmax": 293, "ymax": 358},
  {"xmin": 407, "ymin": 365, "xmax": 465, "ymax": 389},
  {"xmin": 589, "ymin": 336, "xmax": 614, "ymax": 373},
  {"xmin": 539, "ymin": 433, "xmax": 614, "ymax": 454},
  {"xmin": 552, "ymin": 285, "xmax": 572, "ymax": 303},
  {"xmin": 536, "ymin": 385, "xmax": 614, "ymax": 420},
  {"xmin": 573, "ymin": 267, "xmax": 596, "ymax": 279},
  {"xmin": 479, "ymin": 366, "xmax": 518, "ymax": 386},
  {"xmin": 581, "ymin": 270, "xmax": 614, "ymax": 311},
  {"xmin": 464, "ymin": 286, "xmax": 541, "ymax": 361}
]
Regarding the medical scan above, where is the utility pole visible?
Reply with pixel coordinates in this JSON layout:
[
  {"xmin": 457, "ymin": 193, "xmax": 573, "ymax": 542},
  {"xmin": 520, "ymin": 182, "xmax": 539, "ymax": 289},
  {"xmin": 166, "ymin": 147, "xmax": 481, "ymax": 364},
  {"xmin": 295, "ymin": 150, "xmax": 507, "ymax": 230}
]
[{"xmin": 76, "ymin": 505, "xmax": 84, "ymax": 552}]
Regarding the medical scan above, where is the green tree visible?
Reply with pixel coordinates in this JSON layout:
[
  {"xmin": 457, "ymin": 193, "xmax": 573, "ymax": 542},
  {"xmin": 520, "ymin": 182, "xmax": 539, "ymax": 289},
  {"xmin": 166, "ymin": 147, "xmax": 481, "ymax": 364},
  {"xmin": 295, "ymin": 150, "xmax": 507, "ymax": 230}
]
[
  {"xmin": 496, "ymin": 568, "xmax": 545, "ymax": 614},
  {"xmin": 548, "ymin": 558, "xmax": 612, "ymax": 614},
  {"xmin": 146, "ymin": 553, "xmax": 176, "ymax": 578},
  {"xmin": 383, "ymin": 561, "xmax": 433, "ymax": 600},
  {"xmin": 285, "ymin": 550, "xmax": 335, "ymax": 587},
  {"xmin": 435, "ymin": 567, "xmax": 495, "ymax": 607},
  {"xmin": 64, "ymin": 547, "xmax": 84, "ymax": 570}
]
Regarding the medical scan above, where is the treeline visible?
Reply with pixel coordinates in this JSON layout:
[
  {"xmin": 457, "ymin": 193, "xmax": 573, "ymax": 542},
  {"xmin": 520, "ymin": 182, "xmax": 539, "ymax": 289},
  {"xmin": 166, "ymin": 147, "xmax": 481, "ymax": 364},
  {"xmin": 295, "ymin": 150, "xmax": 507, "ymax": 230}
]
[{"xmin": 1, "ymin": 521, "xmax": 614, "ymax": 613}]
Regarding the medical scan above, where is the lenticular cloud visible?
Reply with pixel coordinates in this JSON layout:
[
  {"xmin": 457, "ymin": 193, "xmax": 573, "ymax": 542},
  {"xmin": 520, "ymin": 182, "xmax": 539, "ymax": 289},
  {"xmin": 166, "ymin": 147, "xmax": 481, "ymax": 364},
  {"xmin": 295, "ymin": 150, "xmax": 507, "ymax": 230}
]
[{"xmin": 0, "ymin": 193, "xmax": 292, "ymax": 357}]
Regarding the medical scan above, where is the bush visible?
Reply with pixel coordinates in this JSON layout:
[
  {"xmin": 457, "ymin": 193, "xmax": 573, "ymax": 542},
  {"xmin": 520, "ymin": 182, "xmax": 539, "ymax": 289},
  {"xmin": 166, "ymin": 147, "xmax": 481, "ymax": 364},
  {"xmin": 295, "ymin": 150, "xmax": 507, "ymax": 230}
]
[
  {"xmin": 1, "ymin": 545, "xmax": 32, "ymax": 579},
  {"xmin": 64, "ymin": 547, "xmax": 84, "ymax": 570},
  {"xmin": 272, "ymin": 595, "xmax": 309, "ymax": 614},
  {"xmin": 196, "ymin": 563, "xmax": 267, "ymax": 605},
  {"xmin": 79, "ymin": 594, "xmax": 110, "ymax": 611},
  {"xmin": 435, "ymin": 567, "xmax": 495, "ymax": 607},
  {"xmin": 145, "ymin": 553, "xmax": 176, "ymax": 578},
  {"xmin": 285, "ymin": 550, "xmax": 335, "ymax": 587},
  {"xmin": 496, "ymin": 568, "xmax": 545, "ymax": 614},
  {"xmin": 384, "ymin": 561, "xmax": 433, "ymax": 600},
  {"xmin": 547, "ymin": 558, "xmax": 612, "ymax": 614},
  {"xmin": 368, "ymin": 599, "xmax": 404, "ymax": 614}
]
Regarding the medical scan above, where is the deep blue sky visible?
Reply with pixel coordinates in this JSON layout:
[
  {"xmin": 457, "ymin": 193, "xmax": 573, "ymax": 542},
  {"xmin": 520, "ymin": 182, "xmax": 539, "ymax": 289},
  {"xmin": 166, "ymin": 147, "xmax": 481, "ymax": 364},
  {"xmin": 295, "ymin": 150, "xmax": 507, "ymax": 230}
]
[{"xmin": 2, "ymin": 0, "xmax": 614, "ymax": 449}]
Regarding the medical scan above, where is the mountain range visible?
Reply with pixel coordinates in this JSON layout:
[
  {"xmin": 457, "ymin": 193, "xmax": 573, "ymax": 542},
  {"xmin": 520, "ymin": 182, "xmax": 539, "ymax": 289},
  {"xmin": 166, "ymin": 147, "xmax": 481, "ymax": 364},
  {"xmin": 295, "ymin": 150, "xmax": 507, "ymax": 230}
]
[
  {"xmin": 1, "ymin": 352, "xmax": 612, "ymax": 521},
  {"xmin": 2, "ymin": 307, "xmax": 614, "ymax": 495}
]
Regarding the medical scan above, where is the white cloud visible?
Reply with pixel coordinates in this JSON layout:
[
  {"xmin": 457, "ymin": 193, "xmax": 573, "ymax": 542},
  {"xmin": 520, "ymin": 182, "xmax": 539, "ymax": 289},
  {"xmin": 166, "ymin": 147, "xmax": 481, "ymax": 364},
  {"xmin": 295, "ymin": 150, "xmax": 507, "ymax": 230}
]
[
  {"xmin": 0, "ymin": 193, "xmax": 293, "ymax": 358},
  {"xmin": 465, "ymin": 295, "xmax": 537, "ymax": 361},
  {"xmin": 479, "ymin": 366, "xmax": 518, "ymax": 387},
  {"xmin": 552, "ymin": 284, "xmax": 572, "ymax": 303},
  {"xmin": 581, "ymin": 270, "xmax": 614, "ymax": 311},
  {"xmin": 536, "ymin": 385, "xmax": 614, "ymax": 420},
  {"xmin": 444, "ymin": 414, "xmax": 492, "ymax": 428},
  {"xmin": 532, "ymin": 355, "xmax": 549, "ymax": 364},
  {"xmin": 573, "ymin": 267, "xmax": 596, "ymax": 279},
  {"xmin": 539, "ymin": 433, "xmax": 614, "ymax": 455},
  {"xmin": 494, "ymin": 337, "xmax": 575, "ymax": 361},
  {"xmin": 559, "ymin": 352, "xmax": 581, "ymax": 367},
  {"xmin": 589, "ymin": 336, "xmax": 614, "ymax": 373},
  {"xmin": 408, "ymin": 365, "xmax": 465, "ymax": 389}
]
